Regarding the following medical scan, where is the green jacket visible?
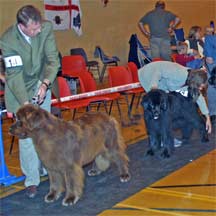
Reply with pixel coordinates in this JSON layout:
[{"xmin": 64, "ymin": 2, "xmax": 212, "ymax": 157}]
[{"xmin": 0, "ymin": 21, "xmax": 60, "ymax": 112}]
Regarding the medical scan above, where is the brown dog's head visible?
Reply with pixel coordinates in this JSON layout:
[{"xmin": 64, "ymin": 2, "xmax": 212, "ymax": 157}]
[{"xmin": 9, "ymin": 104, "xmax": 48, "ymax": 139}]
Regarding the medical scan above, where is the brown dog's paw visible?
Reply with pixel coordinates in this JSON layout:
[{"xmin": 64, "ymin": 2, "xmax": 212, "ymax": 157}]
[
  {"xmin": 120, "ymin": 173, "xmax": 131, "ymax": 183},
  {"xmin": 62, "ymin": 196, "xmax": 80, "ymax": 206},
  {"xmin": 44, "ymin": 191, "xmax": 62, "ymax": 203}
]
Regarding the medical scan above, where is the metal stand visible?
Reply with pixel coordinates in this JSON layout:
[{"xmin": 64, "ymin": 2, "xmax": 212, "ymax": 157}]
[{"xmin": 0, "ymin": 110, "xmax": 25, "ymax": 186}]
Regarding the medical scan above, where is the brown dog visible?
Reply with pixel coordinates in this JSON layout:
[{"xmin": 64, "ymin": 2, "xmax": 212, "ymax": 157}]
[{"xmin": 10, "ymin": 104, "xmax": 130, "ymax": 206}]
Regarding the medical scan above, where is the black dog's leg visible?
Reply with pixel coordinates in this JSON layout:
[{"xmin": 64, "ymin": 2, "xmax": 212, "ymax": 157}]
[
  {"xmin": 183, "ymin": 107, "xmax": 209, "ymax": 143},
  {"xmin": 160, "ymin": 115, "xmax": 174, "ymax": 158},
  {"xmin": 145, "ymin": 133, "xmax": 159, "ymax": 156},
  {"xmin": 195, "ymin": 116, "xmax": 209, "ymax": 142},
  {"xmin": 181, "ymin": 124, "xmax": 193, "ymax": 144},
  {"xmin": 160, "ymin": 130, "xmax": 173, "ymax": 158}
]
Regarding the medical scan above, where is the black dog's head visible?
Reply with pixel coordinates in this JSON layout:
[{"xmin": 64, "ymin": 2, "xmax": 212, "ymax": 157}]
[
  {"xmin": 208, "ymin": 66, "xmax": 216, "ymax": 87},
  {"xmin": 141, "ymin": 89, "xmax": 168, "ymax": 120}
]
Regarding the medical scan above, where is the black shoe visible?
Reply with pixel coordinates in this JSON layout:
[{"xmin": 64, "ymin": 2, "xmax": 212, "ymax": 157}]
[{"xmin": 26, "ymin": 185, "xmax": 37, "ymax": 198}]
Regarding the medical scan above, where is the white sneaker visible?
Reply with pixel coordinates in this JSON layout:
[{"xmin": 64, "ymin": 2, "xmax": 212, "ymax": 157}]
[
  {"xmin": 174, "ymin": 138, "xmax": 182, "ymax": 147},
  {"xmin": 39, "ymin": 167, "xmax": 48, "ymax": 177}
]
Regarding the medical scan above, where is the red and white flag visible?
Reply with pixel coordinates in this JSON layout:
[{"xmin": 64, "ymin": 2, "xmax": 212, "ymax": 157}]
[{"xmin": 44, "ymin": 0, "xmax": 82, "ymax": 36}]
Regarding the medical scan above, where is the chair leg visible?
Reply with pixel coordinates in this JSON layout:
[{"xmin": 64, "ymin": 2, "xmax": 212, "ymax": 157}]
[
  {"xmin": 108, "ymin": 100, "xmax": 114, "ymax": 115},
  {"xmin": 100, "ymin": 65, "xmax": 107, "ymax": 83},
  {"xmin": 96, "ymin": 102, "xmax": 101, "ymax": 111},
  {"xmin": 103, "ymin": 101, "xmax": 108, "ymax": 113},
  {"xmin": 123, "ymin": 94, "xmax": 130, "ymax": 116},
  {"xmin": 9, "ymin": 136, "xmax": 15, "ymax": 155},
  {"xmin": 128, "ymin": 94, "xmax": 136, "ymax": 119},
  {"xmin": 96, "ymin": 65, "xmax": 100, "ymax": 80},
  {"xmin": 86, "ymin": 105, "xmax": 91, "ymax": 112},
  {"xmin": 136, "ymin": 92, "xmax": 143, "ymax": 109},
  {"xmin": 72, "ymin": 109, "xmax": 77, "ymax": 120},
  {"xmin": 116, "ymin": 99, "xmax": 123, "ymax": 121}
]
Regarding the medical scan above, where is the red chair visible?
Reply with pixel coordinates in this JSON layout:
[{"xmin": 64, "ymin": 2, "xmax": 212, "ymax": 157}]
[
  {"xmin": 108, "ymin": 66, "xmax": 143, "ymax": 119},
  {"xmin": 152, "ymin": 57, "xmax": 164, "ymax": 62},
  {"xmin": 52, "ymin": 77, "xmax": 91, "ymax": 119},
  {"xmin": 127, "ymin": 62, "xmax": 139, "ymax": 82},
  {"xmin": 126, "ymin": 62, "xmax": 145, "ymax": 108},
  {"xmin": 62, "ymin": 55, "xmax": 87, "ymax": 75},
  {"xmin": 171, "ymin": 53, "xmax": 178, "ymax": 62},
  {"xmin": 61, "ymin": 55, "xmax": 87, "ymax": 94},
  {"xmin": 70, "ymin": 48, "xmax": 100, "ymax": 80},
  {"xmin": 78, "ymin": 71, "xmax": 122, "ymax": 117}
]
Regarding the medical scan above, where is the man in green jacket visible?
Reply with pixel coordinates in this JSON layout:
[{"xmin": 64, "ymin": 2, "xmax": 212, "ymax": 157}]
[{"xmin": 0, "ymin": 5, "xmax": 60, "ymax": 198}]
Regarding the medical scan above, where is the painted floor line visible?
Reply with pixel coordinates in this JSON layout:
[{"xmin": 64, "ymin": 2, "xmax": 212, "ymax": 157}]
[{"xmin": 144, "ymin": 187, "xmax": 216, "ymax": 203}]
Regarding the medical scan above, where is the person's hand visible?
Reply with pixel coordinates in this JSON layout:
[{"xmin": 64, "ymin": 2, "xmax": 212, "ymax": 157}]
[
  {"xmin": 192, "ymin": 49, "xmax": 199, "ymax": 55},
  {"xmin": 37, "ymin": 83, "xmax": 48, "ymax": 105},
  {"xmin": 168, "ymin": 27, "xmax": 174, "ymax": 34},
  {"xmin": 206, "ymin": 57, "xmax": 214, "ymax": 64},
  {"xmin": 0, "ymin": 74, "xmax": 5, "ymax": 83},
  {"xmin": 24, "ymin": 101, "xmax": 30, "ymax": 105},
  {"xmin": 143, "ymin": 31, "xmax": 150, "ymax": 38},
  {"xmin": 194, "ymin": 54, "xmax": 202, "ymax": 59},
  {"xmin": 206, "ymin": 115, "xmax": 212, "ymax": 134}
]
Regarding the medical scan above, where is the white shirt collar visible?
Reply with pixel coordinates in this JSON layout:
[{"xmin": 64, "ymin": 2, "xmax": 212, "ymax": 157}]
[{"xmin": 17, "ymin": 24, "xmax": 31, "ymax": 44}]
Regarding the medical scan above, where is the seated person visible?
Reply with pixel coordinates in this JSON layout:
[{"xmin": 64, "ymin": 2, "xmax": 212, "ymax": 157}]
[
  {"xmin": 175, "ymin": 42, "xmax": 201, "ymax": 66},
  {"xmin": 202, "ymin": 26, "xmax": 214, "ymax": 42},
  {"xmin": 185, "ymin": 26, "xmax": 204, "ymax": 57}
]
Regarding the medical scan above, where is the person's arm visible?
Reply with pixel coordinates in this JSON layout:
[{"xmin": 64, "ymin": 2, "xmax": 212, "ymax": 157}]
[
  {"xmin": 196, "ymin": 94, "xmax": 212, "ymax": 134},
  {"xmin": 168, "ymin": 16, "xmax": 181, "ymax": 33},
  {"xmin": 138, "ymin": 13, "xmax": 151, "ymax": 38},
  {"xmin": 204, "ymin": 35, "xmax": 214, "ymax": 64},
  {"xmin": 37, "ymin": 22, "xmax": 60, "ymax": 104},
  {"xmin": 0, "ymin": 74, "xmax": 5, "ymax": 83},
  {"xmin": 184, "ymin": 55, "xmax": 196, "ymax": 63},
  {"xmin": 138, "ymin": 22, "xmax": 150, "ymax": 38}
]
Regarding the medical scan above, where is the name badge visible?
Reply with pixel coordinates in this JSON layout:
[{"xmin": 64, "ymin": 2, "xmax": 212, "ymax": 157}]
[{"xmin": 4, "ymin": 55, "xmax": 23, "ymax": 68}]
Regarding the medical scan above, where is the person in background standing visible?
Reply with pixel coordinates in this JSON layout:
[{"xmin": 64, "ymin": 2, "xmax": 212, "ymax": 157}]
[{"xmin": 138, "ymin": 0, "xmax": 180, "ymax": 61}]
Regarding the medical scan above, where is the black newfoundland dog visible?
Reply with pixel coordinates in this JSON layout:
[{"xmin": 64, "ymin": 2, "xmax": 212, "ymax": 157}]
[{"xmin": 141, "ymin": 89, "xmax": 209, "ymax": 158}]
